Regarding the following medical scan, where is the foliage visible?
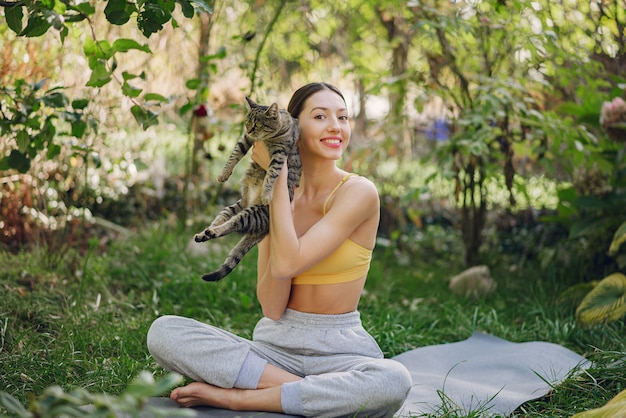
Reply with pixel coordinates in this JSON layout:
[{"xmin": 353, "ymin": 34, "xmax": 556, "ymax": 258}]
[
  {"xmin": 608, "ymin": 221, "xmax": 626, "ymax": 258},
  {"xmin": 2, "ymin": 0, "xmax": 625, "ymax": 276},
  {"xmin": 416, "ymin": 0, "xmax": 625, "ymax": 266},
  {"xmin": 541, "ymin": 87, "xmax": 626, "ymax": 326},
  {"xmin": 1, "ymin": 0, "xmax": 212, "ymax": 173},
  {"xmin": 576, "ymin": 273, "xmax": 626, "ymax": 325},
  {"xmin": 573, "ymin": 221, "xmax": 626, "ymax": 326},
  {"xmin": 0, "ymin": 80, "xmax": 94, "ymax": 173},
  {"xmin": 0, "ymin": 372, "xmax": 192, "ymax": 418}
]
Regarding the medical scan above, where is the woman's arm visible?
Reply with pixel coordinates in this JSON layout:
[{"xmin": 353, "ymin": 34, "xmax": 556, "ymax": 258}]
[
  {"xmin": 268, "ymin": 167, "xmax": 379, "ymax": 281},
  {"xmin": 253, "ymin": 146, "xmax": 293, "ymax": 319},
  {"xmin": 256, "ymin": 235, "xmax": 293, "ymax": 319}
]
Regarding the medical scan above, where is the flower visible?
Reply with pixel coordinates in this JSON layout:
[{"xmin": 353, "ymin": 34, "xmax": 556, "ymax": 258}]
[
  {"xmin": 600, "ymin": 97, "xmax": 626, "ymax": 126},
  {"xmin": 193, "ymin": 103, "xmax": 209, "ymax": 117}
]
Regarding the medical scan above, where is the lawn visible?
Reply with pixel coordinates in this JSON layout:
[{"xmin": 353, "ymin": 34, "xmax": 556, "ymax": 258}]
[{"xmin": 0, "ymin": 221, "xmax": 624, "ymax": 417}]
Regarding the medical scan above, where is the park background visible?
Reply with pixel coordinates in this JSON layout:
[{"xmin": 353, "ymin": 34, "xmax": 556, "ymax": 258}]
[{"xmin": 1, "ymin": 0, "xmax": 625, "ymax": 416}]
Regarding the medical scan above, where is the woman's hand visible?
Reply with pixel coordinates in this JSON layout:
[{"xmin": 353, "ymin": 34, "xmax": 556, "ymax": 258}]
[{"xmin": 251, "ymin": 141, "xmax": 270, "ymax": 170}]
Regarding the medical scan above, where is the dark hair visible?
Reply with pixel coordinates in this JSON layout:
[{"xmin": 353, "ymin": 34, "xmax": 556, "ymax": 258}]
[{"xmin": 287, "ymin": 82, "xmax": 346, "ymax": 119}]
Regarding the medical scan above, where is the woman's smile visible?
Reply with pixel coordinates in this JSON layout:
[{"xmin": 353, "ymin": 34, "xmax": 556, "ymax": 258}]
[{"xmin": 321, "ymin": 136, "xmax": 343, "ymax": 148}]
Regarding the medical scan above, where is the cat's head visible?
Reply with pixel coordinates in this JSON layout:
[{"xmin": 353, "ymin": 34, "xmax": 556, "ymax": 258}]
[{"xmin": 245, "ymin": 97, "xmax": 281, "ymax": 138}]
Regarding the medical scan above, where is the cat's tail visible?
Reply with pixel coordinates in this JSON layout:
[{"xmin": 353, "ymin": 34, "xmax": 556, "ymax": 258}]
[{"xmin": 202, "ymin": 233, "xmax": 266, "ymax": 282}]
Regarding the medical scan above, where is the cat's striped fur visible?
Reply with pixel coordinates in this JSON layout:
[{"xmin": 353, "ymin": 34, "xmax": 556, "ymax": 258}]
[{"xmin": 194, "ymin": 97, "xmax": 301, "ymax": 281}]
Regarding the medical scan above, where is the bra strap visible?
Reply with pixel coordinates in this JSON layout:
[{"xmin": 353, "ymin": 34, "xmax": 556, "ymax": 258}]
[{"xmin": 323, "ymin": 173, "xmax": 357, "ymax": 215}]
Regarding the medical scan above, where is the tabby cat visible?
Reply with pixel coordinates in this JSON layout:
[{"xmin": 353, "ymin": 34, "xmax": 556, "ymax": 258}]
[{"xmin": 194, "ymin": 97, "xmax": 301, "ymax": 282}]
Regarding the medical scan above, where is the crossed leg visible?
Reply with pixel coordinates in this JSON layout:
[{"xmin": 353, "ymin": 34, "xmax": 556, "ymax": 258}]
[{"xmin": 170, "ymin": 363, "xmax": 302, "ymax": 412}]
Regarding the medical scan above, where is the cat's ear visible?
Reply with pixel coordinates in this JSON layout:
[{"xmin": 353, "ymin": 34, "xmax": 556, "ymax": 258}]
[
  {"xmin": 245, "ymin": 97, "xmax": 258, "ymax": 110},
  {"xmin": 267, "ymin": 103, "xmax": 279, "ymax": 118}
]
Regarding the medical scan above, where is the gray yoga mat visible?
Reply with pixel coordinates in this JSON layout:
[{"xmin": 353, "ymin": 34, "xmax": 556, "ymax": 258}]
[
  {"xmin": 393, "ymin": 331, "xmax": 590, "ymax": 417},
  {"xmin": 143, "ymin": 332, "xmax": 589, "ymax": 417}
]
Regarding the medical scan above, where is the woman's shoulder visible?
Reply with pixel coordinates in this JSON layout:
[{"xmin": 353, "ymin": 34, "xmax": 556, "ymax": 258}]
[
  {"xmin": 346, "ymin": 172, "xmax": 377, "ymax": 190},
  {"xmin": 340, "ymin": 173, "xmax": 379, "ymax": 203}
]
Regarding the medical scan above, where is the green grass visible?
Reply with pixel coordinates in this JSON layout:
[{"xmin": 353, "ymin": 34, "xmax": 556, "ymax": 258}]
[{"xmin": 0, "ymin": 222, "xmax": 624, "ymax": 417}]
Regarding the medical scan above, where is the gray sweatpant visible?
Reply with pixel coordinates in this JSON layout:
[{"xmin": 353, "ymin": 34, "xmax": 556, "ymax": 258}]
[{"xmin": 147, "ymin": 309, "xmax": 411, "ymax": 418}]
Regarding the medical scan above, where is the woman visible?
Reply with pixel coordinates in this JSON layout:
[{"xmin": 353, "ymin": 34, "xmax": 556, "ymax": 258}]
[{"xmin": 147, "ymin": 82, "xmax": 412, "ymax": 417}]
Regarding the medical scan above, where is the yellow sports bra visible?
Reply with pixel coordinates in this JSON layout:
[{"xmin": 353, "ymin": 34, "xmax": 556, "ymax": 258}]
[{"xmin": 292, "ymin": 174, "xmax": 373, "ymax": 285}]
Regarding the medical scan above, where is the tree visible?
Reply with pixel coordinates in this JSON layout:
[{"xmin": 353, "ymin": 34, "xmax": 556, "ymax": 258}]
[
  {"xmin": 415, "ymin": 0, "xmax": 624, "ymax": 266},
  {"xmin": 1, "ymin": 0, "xmax": 213, "ymax": 173}
]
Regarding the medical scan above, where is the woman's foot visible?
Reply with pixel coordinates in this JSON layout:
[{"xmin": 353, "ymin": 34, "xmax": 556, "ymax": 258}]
[
  {"xmin": 170, "ymin": 382, "xmax": 240, "ymax": 409},
  {"xmin": 169, "ymin": 381, "xmax": 284, "ymax": 412}
]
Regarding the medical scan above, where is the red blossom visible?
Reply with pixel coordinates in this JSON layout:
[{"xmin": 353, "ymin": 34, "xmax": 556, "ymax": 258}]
[{"xmin": 194, "ymin": 103, "xmax": 208, "ymax": 117}]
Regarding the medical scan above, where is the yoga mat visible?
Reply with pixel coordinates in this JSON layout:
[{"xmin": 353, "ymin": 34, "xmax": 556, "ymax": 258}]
[
  {"xmin": 142, "ymin": 332, "xmax": 589, "ymax": 417},
  {"xmin": 143, "ymin": 397, "xmax": 298, "ymax": 417},
  {"xmin": 392, "ymin": 331, "xmax": 590, "ymax": 417}
]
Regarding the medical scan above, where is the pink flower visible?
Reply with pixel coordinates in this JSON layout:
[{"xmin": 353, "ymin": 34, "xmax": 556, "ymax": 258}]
[{"xmin": 600, "ymin": 97, "xmax": 626, "ymax": 126}]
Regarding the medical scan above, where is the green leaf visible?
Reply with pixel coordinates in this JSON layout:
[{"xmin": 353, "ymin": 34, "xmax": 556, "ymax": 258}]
[
  {"xmin": 42, "ymin": 91, "xmax": 69, "ymax": 108},
  {"xmin": 71, "ymin": 99, "xmax": 89, "ymax": 110},
  {"xmin": 144, "ymin": 93, "xmax": 168, "ymax": 102},
  {"xmin": 59, "ymin": 25, "xmax": 68, "ymax": 42},
  {"xmin": 0, "ymin": 391, "xmax": 32, "ymax": 418},
  {"xmin": 185, "ymin": 78, "xmax": 201, "ymax": 89},
  {"xmin": 5, "ymin": 5, "xmax": 24, "ymax": 34},
  {"xmin": 71, "ymin": 120, "xmax": 87, "ymax": 138},
  {"xmin": 122, "ymin": 82, "xmax": 143, "ymax": 98},
  {"xmin": 72, "ymin": 2, "xmax": 95, "ymax": 16},
  {"xmin": 137, "ymin": 3, "xmax": 171, "ymax": 37},
  {"xmin": 104, "ymin": 0, "xmax": 134, "ymax": 25},
  {"xmin": 122, "ymin": 71, "xmax": 140, "ymax": 81},
  {"xmin": 608, "ymin": 221, "xmax": 626, "ymax": 257},
  {"xmin": 21, "ymin": 14, "xmax": 51, "ymax": 37},
  {"xmin": 576, "ymin": 273, "xmax": 626, "ymax": 325},
  {"xmin": 176, "ymin": 0, "xmax": 195, "ymax": 18},
  {"xmin": 85, "ymin": 63, "xmax": 112, "ymax": 88},
  {"xmin": 131, "ymin": 105, "xmax": 159, "ymax": 130},
  {"xmin": 179, "ymin": 102, "xmax": 193, "ymax": 115},
  {"xmin": 113, "ymin": 38, "xmax": 151, "ymax": 53},
  {"xmin": 7, "ymin": 150, "xmax": 31, "ymax": 173},
  {"xmin": 46, "ymin": 143, "xmax": 62, "ymax": 159},
  {"xmin": 200, "ymin": 46, "xmax": 227, "ymax": 62},
  {"xmin": 16, "ymin": 131, "xmax": 30, "ymax": 153}
]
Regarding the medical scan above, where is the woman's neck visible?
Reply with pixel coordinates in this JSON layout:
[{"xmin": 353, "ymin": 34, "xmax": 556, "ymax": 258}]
[{"xmin": 298, "ymin": 160, "xmax": 345, "ymax": 199}]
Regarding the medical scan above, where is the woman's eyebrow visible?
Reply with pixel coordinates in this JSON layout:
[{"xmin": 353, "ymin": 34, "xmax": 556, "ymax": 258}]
[{"xmin": 309, "ymin": 106, "xmax": 348, "ymax": 113}]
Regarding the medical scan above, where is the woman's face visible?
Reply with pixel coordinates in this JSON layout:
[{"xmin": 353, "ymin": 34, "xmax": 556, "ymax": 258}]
[{"xmin": 297, "ymin": 89, "xmax": 350, "ymax": 161}]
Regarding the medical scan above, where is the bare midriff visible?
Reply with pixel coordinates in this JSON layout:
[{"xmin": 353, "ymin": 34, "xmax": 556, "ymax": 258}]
[{"xmin": 287, "ymin": 277, "xmax": 366, "ymax": 314}]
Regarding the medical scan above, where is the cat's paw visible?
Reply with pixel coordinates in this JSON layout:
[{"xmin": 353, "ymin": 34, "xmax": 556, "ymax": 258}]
[
  {"xmin": 217, "ymin": 174, "xmax": 229, "ymax": 182},
  {"xmin": 261, "ymin": 193, "xmax": 272, "ymax": 205},
  {"xmin": 194, "ymin": 233, "xmax": 207, "ymax": 242},
  {"xmin": 194, "ymin": 230, "xmax": 216, "ymax": 242}
]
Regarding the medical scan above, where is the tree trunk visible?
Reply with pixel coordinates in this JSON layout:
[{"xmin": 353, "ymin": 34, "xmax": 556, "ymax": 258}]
[
  {"xmin": 376, "ymin": 10, "xmax": 412, "ymax": 157},
  {"xmin": 191, "ymin": 12, "xmax": 213, "ymax": 179}
]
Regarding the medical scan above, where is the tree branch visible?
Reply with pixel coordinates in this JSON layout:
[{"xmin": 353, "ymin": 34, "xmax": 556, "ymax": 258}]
[{"xmin": 249, "ymin": 0, "xmax": 288, "ymax": 98}]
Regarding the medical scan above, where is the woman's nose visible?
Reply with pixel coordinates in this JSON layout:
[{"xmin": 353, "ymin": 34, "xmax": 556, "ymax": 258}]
[{"xmin": 328, "ymin": 117, "xmax": 341, "ymax": 132}]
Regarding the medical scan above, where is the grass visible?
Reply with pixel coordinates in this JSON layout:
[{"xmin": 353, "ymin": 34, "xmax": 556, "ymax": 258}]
[{"xmin": 0, "ymin": 221, "xmax": 624, "ymax": 417}]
